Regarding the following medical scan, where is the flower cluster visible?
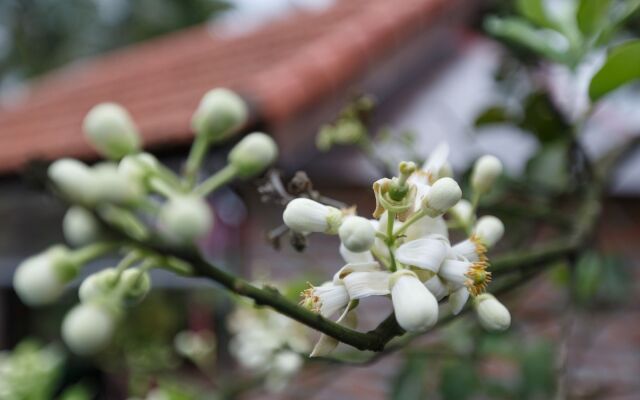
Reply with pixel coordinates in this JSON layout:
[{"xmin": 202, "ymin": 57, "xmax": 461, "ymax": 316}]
[
  {"xmin": 12, "ymin": 88, "xmax": 279, "ymax": 356},
  {"xmin": 285, "ymin": 144, "xmax": 511, "ymax": 356}
]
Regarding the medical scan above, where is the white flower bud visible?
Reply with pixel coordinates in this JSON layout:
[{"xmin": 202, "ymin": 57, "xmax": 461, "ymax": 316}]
[
  {"xmin": 449, "ymin": 199, "xmax": 473, "ymax": 226},
  {"xmin": 228, "ymin": 132, "xmax": 278, "ymax": 178},
  {"xmin": 191, "ymin": 88, "xmax": 248, "ymax": 142},
  {"xmin": 118, "ymin": 152, "xmax": 158, "ymax": 184},
  {"xmin": 83, "ymin": 103, "xmax": 140, "ymax": 159},
  {"xmin": 338, "ymin": 216, "xmax": 375, "ymax": 252},
  {"xmin": 282, "ymin": 198, "xmax": 342, "ymax": 234},
  {"xmin": 93, "ymin": 163, "xmax": 145, "ymax": 205},
  {"xmin": 389, "ymin": 271, "xmax": 438, "ymax": 332},
  {"xmin": 78, "ymin": 268, "xmax": 119, "ymax": 303},
  {"xmin": 61, "ymin": 303, "xmax": 117, "ymax": 355},
  {"xmin": 48, "ymin": 159, "xmax": 100, "ymax": 205},
  {"xmin": 471, "ymin": 155, "xmax": 503, "ymax": 194},
  {"xmin": 158, "ymin": 195, "xmax": 213, "ymax": 243},
  {"xmin": 63, "ymin": 206, "xmax": 102, "ymax": 247},
  {"xmin": 473, "ymin": 215, "xmax": 504, "ymax": 247},
  {"xmin": 424, "ymin": 177, "xmax": 462, "ymax": 216},
  {"xmin": 13, "ymin": 246, "xmax": 77, "ymax": 306},
  {"xmin": 474, "ymin": 293, "xmax": 511, "ymax": 331},
  {"xmin": 120, "ymin": 268, "xmax": 151, "ymax": 306}
]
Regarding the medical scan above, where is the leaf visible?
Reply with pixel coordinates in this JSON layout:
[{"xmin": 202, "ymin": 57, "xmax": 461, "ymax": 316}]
[
  {"xmin": 589, "ymin": 40, "xmax": 640, "ymax": 101},
  {"xmin": 520, "ymin": 92, "xmax": 570, "ymax": 143},
  {"xmin": 58, "ymin": 384, "xmax": 92, "ymax": 400},
  {"xmin": 516, "ymin": 0, "xmax": 553, "ymax": 28},
  {"xmin": 484, "ymin": 17, "xmax": 568, "ymax": 64},
  {"xmin": 517, "ymin": 341, "xmax": 555, "ymax": 398},
  {"xmin": 575, "ymin": 252, "xmax": 603, "ymax": 304},
  {"xmin": 596, "ymin": 0, "xmax": 640, "ymax": 46},
  {"xmin": 525, "ymin": 141, "xmax": 570, "ymax": 193},
  {"xmin": 474, "ymin": 106, "xmax": 512, "ymax": 127},
  {"xmin": 576, "ymin": 0, "xmax": 612, "ymax": 36},
  {"xmin": 391, "ymin": 355, "xmax": 428, "ymax": 400},
  {"xmin": 440, "ymin": 360, "xmax": 477, "ymax": 400}
]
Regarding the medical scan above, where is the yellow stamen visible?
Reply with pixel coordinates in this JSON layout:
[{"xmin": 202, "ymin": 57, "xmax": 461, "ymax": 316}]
[
  {"xmin": 464, "ymin": 261, "xmax": 492, "ymax": 296},
  {"xmin": 470, "ymin": 235, "xmax": 488, "ymax": 263},
  {"xmin": 300, "ymin": 283, "xmax": 321, "ymax": 313}
]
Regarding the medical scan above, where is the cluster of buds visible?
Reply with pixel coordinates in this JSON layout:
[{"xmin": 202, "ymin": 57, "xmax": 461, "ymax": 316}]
[
  {"xmin": 13, "ymin": 88, "xmax": 279, "ymax": 356},
  {"xmin": 286, "ymin": 144, "xmax": 510, "ymax": 356}
]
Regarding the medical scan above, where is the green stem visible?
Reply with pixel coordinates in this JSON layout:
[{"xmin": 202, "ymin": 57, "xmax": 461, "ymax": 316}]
[
  {"xmin": 69, "ymin": 242, "xmax": 118, "ymax": 266},
  {"xmin": 184, "ymin": 135, "xmax": 210, "ymax": 187},
  {"xmin": 393, "ymin": 208, "xmax": 427, "ymax": 237},
  {"xmin": 386, "ymin": 212, "xmax": 397, "ymax": 272},
  {"xmin": 148, "ymin": 177, "xmax": 177, "ymax": 198},
  {"xmin": 193, "ymin": 164, "xmax": 238, "ymax": 197},
  {"xmin": 113, "ymin": 251, "xmax": 142, "ymax": 281}
]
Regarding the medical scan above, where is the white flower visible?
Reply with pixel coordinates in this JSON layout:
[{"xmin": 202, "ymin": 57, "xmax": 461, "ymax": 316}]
[
  {"xmin": 228, "ymin": 132, "xmax": 278, "ymax": 178},
  {"xmin": 302, "ymin": 282, "xmax": 349, "ymax": 318},
  {"xmin": 448, "ymin": 287, "xmax": 470, "ymax": 315},
  {"xmin": 61, "ymin": 303, "xmax": 118, "ymax": 355},
  {"xmin": 158, "ymin": 195, "xmax": 213, "ymax": 243},
  {"xmin": 13, "ymin": 247, "xmax": 76, "ymax": 306},
  {"xmin": 439, "ymin": 258, "xmax": 491, "ymax": 298},
  {"xmin": 282, "ymin": 198, "xmax": 343, "ymax": 234},
  {"xmin": 473, "ymin": 215, "xmax": 505, "ymax": 247},
  {"xmin": 471, "ymin": 155, "xmax": 503, "ymax": 194},
  {"xmin": 63, "ymin": 206, "xmax": 102, "ymax": 247},
  {"xmin": 339, "ymin": 243, "xmax": 374, "ymax": 264},
  {"xmin": 310, "ymin": 308, "xmax": 357, "ymax": 357},
  {"xmin": 191, "ymin": 88, "xmax": 248, "ymax": 142},
  {"xmin": 423, "ymin": 177, "xmax": 462, "ymax": 216},
  {"xmin": 48, "ymin": 159, "xmax": 99, "ymax": 205},
  {"xmin": 424, "ymin": 275, "xmax": 449, "ymax": 300},
  {"xmin": 92, "ymin": 163, "xmax": 144, "ymax": 205},
  {"xmin": 266, "ymin": 350, "xmax": 304, "ymax": 392},
  {"xmin": 395, "ymin": 235, "xmax": 449, "ymax": 273},
  {"xmin": 83, "ymin": 102, "xmax": 140, "ymax": 159},
  {"xmin": 474, "ymin": 293, "xmax": 511, "ymax": 331},
  {"xmin": 449, "ymin": 236, "xmax": 487, "ymax": 263},
  {"xmin": 338, "ymin": 216, "xmax": 375, "ymax": 252},
  {"xmin": 390, "ymin": 270, "xmax": 438, "ymax": 332},
  {"xmin": 118, "ymin": 152, "xmax": 158, "ymax": 184}
]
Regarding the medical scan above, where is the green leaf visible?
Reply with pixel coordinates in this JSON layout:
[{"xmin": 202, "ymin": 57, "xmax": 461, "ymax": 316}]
[
  {"xmin": 517, "ymin": 0, "xmax": 553, "ymax": 28},
  {"xmin": 474, "ymin": 106, "xmax": 513, "ymax": 127},
  {"xmin": 440, "ymin": 360, "xmax": 478, "ymax": 400},
  {"xmin": 484, "ymin": 16, "xmax": 567, "ymax": 63},
  {"xmin": 517, "ymin": 341, "xmax": 555, "ymax": 397},
  {"xmin": 58, "ymin": 384, "xmax": 92, "ymax": 400},
  {"xmin": 391, "ymin": 355, "xmax": 428, "ymax": 400},
  {"xmin": 520, "ymin": 92, "xmax": 570, "ymax": 143},
  {"xmin": 577, "ymin": 0, "xmax": 612, "ymax": 36},
  {"xmin": 525, "ymin": 141, "xmax": 570, "ymax": 193},
  {"xmin": 575, "ymin": 252, "xmax": 603, "ymax": 303},
  {"xmin": 596, "ymin": 0, "xmax": 640, "ymax": 46},
  {"xmin": 589, "ymin": 40, "xmax": 640, "ymax": 101}
]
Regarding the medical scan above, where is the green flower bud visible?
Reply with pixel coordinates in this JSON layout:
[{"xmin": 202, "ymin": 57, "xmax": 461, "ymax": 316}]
[
  {"xmin": 62, "ymin": 302, "xmax": 118, "ymax": 355},
  {"xmin": 48, "ymin": 159, "xmax": 100, "ymax": 205},
  {"xmin": 471, "ymin": 155, "xmax": 503, "ymax": 195},
  {"xmin": 228, "ymin": 132, "xmax": 278, "ymax": 178},
  {"xmin": 119, "ymin": 268, "xmax": 151, "ymax": 306},
  {"xmin": 63, "ymin": 206, "xmax": 102, "ymax": 247},
  {"xmin": 118, "ymin": 152, "xmax": 159, "ymax": 184},
  {"xmin": 78, "ymin": 268, "xmax": 119, "ymax": 303},
  {"xmin": 93, "ymin": 162, "xmax": 144, "ymax": 205},
  {"xmin": 83, "ymin": 103, "xmax": 141, "ymax": 159},
  {"xmin": 158, "ymin": 195, "xmax": 214, "ymax": 243},
  {"xmin": 191, "ymin": 88, "xmax": 248, "ymax": 142}
]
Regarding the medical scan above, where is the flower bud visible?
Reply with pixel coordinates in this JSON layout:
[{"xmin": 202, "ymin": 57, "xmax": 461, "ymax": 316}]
[
  {"xmin": 118, "ymin": 152, "xmax": 158, "ymax": 184},
  {"xmin": 449, "ymin": 199, "xmax": 473, "ymax": 226},
  {"xmin": 424, "ymin": 177, "xmax": 462, "ymax": 216},
  {"xmin": 119, "ymin": 268, "xmax": 151, "ymax": 306},
  {"xmin": 79, "ymin": 268, "xmax": 119, "ymax": 303},
  {"xmin": 473, "ymin": 215, "xmax": 504, "ymax": 247},
  {"xmin": 474, "ymin": 293, "xmax": 511, "ymax": 331},
  {"xmin": 228, "ymin": 132, "xmax": 278, "ymax": 178},
  {"xmin": 13, "ymin": 246, "xmax": 77, "ymax": 306},
  {"xmin": 93, "ymin": 163, "xmax": 144, "ymax": 205},
  {"xmin": 83, "ymin": 103, "xmax": 140, "ymax": 159},
  {"xmin": 471, "ymin": 155, "xmax": 502, "ymax": 194},
  {"xmin": 338, "ymin": 216, "xmax": 375, "ymax": 252},
  {"xmin": 63, "ymin": 206, "xmax": 102, "ymax": 247},
  {"xmin": 191, "ymin": 88, "xmax": 248, "ymax": 142},
  {"xmin": 158, "ymin": 195, "xmax": 214, "ymax": 243},
  {"xmin": 282, "ymin": 198, "xmax": 342, "ymax": 234},
  {"xmin": 48, "ymin": 159, "xmax": 99, "ymax": 205},
  {"xmin": 390, "ymin": 270, "xmax": 438, "ymax": 332},
  {"xmin": 61, "ymin": 303, "xmax": 117, "ymax": 355}
]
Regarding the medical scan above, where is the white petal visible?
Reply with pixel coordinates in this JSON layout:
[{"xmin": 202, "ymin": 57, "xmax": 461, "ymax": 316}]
[
  {"xmin": 391, "ymin": 274, "xmax": 438, "ymax": 332},
  {"xmin": 396, "ymin": 238, "xmax": 448, "ymax": 272},
  {"xmin": 448, "ymin": 287, "xmax": 470, "ymax": 315},
  {"xmin": 450, "ymin": 239, "xmax": 480, "ymax": 262},
  {"xmin": 332, "ymin": 261, "xmax": 381, "ymax": 283},
  {"xmin": 424, "ymin": 275, "xmax": 448, "ymax": 300},
  {"xmin": 439, "ymin": 259, "xmax": 471, "ymax": 288},
  {"xmin": 422, "ymin": 142, "xmax": 450, "ymax": 178},
  {"xmin": 343, "ymin": 271, "xmax": 390, "ymax": 299},
  {"xmin": 314, "ymin": 284, "xmax": 349, "ymax": 318},
  {"xmin": 404, "ymin": 216, "xmax": 449, "ymax": 241},
  {"xmin": 339, "ymin": 243, "xmax": 374, "ymax": 264},
  {"xmin": 310, "ymin": 308, "xmax": 357, "ymax": 357}
]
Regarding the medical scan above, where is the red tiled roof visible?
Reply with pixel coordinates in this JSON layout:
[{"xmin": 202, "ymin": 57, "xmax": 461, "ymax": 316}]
[{"xmin": 0, "ymin": 0, "xmax": 455, "ymax": 173}]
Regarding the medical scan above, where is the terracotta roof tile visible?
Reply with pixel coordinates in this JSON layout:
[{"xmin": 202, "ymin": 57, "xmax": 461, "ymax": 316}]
[{"xmin": 0, "ymin": 0, "xmax": 457, "ymax": 173}]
